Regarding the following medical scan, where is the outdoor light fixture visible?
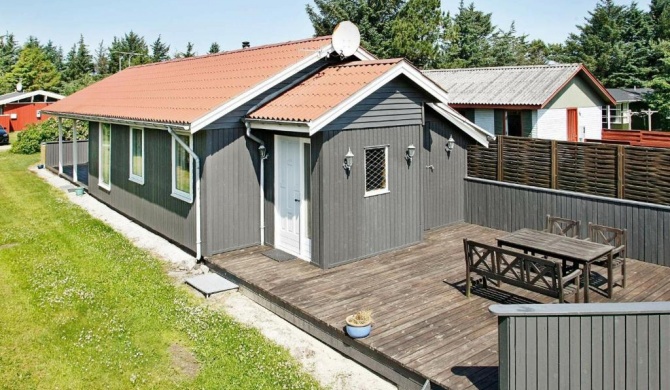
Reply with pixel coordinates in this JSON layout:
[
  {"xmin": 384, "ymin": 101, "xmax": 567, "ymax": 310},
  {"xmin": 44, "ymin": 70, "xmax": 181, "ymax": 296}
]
[
  {"xmin": 258, "ymin": 144, "xmax": 269, "ymax": 160},
  {"xmin": 405, "ymin": 144, "xmax": 416, "ymax": 162},
  {"xmin": 446, "ymin": 135, "xmax": 456, "ymax": 152},
  {"xmin": 343, "ymin": 147, "xmax": 354, "ymax": 170}
]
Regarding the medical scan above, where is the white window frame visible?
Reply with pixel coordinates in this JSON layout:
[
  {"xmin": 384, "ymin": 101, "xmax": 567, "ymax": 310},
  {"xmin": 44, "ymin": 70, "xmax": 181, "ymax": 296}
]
[
  {"xmin": 128, "ymin": 127, "xmax": 145, "ymax": 185},
  {"xmin": 171, "ymin": 132, "xmax": 193, "ymax": 203},
  {"xmin": 364, "ymin": 145, "xmax": 390, "ymax": 197},
  {"xmin": 98, "ymin": 122, "xmax": 111, "ymax": 191}
]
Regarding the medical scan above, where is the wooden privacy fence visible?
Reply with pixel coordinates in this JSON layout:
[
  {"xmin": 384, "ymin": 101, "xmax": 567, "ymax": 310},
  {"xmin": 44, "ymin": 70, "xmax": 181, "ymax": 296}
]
[
  {"xmin": 600, "ymin": 129, "xmax": 670, "ymax": 148},
  {"xmin": 468, "ymin": 136, "xmax": 670, "ymax": 206}
]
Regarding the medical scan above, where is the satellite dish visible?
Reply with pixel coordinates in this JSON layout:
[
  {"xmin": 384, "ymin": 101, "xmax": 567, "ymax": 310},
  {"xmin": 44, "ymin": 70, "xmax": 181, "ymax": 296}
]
[{"xmin": 332, "ymin": 21, "xmax": 360, "ymax": 58}]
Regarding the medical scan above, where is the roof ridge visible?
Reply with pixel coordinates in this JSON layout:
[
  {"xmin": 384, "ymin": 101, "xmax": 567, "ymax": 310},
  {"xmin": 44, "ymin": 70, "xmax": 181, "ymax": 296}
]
[
  {"xmin": 336, "ymin": 58, "xmax": 403, "ymax": 67},
  {"xmin": 131, "ymin": 35, "xmax": 333, "ymax": 69},
  {"xmin": 423, "ymin": 63, "xmax": 581, "ymax": 73}
]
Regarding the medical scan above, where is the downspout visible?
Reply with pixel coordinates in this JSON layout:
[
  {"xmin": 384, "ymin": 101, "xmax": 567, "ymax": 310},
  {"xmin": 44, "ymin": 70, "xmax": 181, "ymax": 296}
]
[
  {"xmin": 244, "ymin": 121, "xmax": 267, "ymax": 245},
  {"xmin": 167, "ymin": 127, "xmax": 202, "ymax": 260}
]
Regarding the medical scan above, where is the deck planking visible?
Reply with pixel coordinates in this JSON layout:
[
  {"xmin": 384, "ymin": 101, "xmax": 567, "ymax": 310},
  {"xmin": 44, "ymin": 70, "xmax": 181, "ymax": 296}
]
[{"xmin": 207, "ymin": 222, "xmax": 670, "ymax": 389}]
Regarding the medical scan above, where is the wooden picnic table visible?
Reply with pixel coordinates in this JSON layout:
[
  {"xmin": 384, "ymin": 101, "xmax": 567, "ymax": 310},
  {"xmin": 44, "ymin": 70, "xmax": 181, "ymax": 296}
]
[{"xmin": 497, "ymin": 228, "xmax": 614, "ymax": 302}]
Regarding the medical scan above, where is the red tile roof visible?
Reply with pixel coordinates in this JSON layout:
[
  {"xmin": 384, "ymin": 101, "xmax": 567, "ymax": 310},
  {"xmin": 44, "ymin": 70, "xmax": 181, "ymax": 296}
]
[
  {"xmin": 45, "ymin": 36, "xmax": 333, "ymax": 125},
  {"xmin": 248, "ymin": 59, "xmax": 403, "ymax": 122}
]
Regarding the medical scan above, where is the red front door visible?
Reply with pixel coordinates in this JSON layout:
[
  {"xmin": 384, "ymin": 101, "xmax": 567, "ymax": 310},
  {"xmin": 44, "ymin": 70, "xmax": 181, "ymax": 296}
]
[{"xmin": 567, "ymin": 108, "xmax": 578, "ymax": 142}]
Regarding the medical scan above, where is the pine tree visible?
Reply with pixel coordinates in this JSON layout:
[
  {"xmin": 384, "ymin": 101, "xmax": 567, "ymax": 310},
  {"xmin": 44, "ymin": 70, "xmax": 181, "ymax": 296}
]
[
  {"xmin": 388, "ymin": 0, "xmax": 444, "ymax": 68},
  {"xmin": 177, "ymin": 42, "xmax": 196, "ymax": 58},
  {"xmin": 645, "ymin": 40, "xmax": 670, "ymax": 129},
  {"xmin": 25, "ymin": 36, "xmax": 40, "ymax": 49},
  {"xmin": 63, "ymin": 35, "xmax": 94, "ymax": 82},
  {"xmin": 0, "ymin": 47, "xmax": 60, "ymax": 93},
  {"xmin": 150, "ymin": 35, "xmax": 170, "ymax": 62},
  {"xmin": 42, "ymin": 40, "xmax": 64, "ymax": 72},
  {"xmin": 650, "ymin": 0, "xmax": 670, "ymax": 40},
  {"xmin": 208, "ymin": 42, "xmax": 221, "ymax": 54},
  {"xmin": 94, "ymin": 41, "xmax": 109, "ymax": 75},
  {"xmin": 0, "ymin": 33, "xmax": 19, "ymax": 76},
  {"xmin": 442, "ymin": 1, "xmax": 496, "ymax": 68}
]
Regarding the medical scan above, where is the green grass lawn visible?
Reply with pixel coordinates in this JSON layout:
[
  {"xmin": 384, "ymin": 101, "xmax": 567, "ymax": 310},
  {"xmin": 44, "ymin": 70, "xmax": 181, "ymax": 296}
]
[{"xmin": 0, "ymin": 152, "xmax": 320, "ymax": 389}]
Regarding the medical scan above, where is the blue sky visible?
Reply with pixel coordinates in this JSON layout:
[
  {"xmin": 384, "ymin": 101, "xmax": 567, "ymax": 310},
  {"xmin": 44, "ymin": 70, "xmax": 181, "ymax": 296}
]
[{"xmin": 2, "ymin": 0, "xmax": 652, "ymax": 54}]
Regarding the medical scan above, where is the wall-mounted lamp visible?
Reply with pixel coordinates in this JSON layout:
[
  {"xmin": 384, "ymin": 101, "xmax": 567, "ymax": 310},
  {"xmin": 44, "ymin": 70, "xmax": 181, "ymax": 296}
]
[
  {"xmin": 36, "ymin": 110, "xmax": 42, "ymax": 119},
  {"xmin": 446, "ymin": 135, "xmax": 455, "ymax": 152},
  {"xmin": 405, "ymin": 144, "xmax": 416, "ymax": 162},
  {"xmin": 343, "ymin": 147, "xmax": 354, "ymax": 170},
  {"xmin": 258, "ymin": 144, "xmax": 269, "ymax": 160}
]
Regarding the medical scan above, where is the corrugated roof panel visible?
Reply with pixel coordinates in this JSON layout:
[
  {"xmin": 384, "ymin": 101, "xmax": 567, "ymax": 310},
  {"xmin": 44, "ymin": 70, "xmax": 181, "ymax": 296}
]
[
  {"xmin": 423, "ymin": 64, "xmax": 582, "ymax": 106},
  {"xmin": 248, "ymin": 59, "xmax": 402, "ymax": 122},
  {"xmin": 46, "ymin": 36, "xmax": 333, "ymax": 124}
]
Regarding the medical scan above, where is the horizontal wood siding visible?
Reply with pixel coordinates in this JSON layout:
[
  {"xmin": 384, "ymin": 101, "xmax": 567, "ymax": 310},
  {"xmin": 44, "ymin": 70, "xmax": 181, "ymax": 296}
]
[
  {"xmin": 201, "ymin": 127, "xmax": 261, "ymax": 255},
  {"xmin": 203, "ymin": 60, "xmax": 328, "ymax": 130},
  {"xmin": 499, "ymin": 313, "xmax": 670, "ymax": 390},
  {"xmin": 465, "ymin": 178, "xmax": 670, "ymax": 266},
  {"xmin": 321, "ymin": 76, "xmax": 427, "ymax": 132},
  {"xmin": 423, "ymin": 107, "xmax": 469, "ymax": 229},
  {"xmin": 317, "ymin": 125, "xmax": 423, "ymax": 268},
  {"xmin": 45, "ymin": 140, "xmax": 89, "ymax": 167},
  {"xmin": 87, "ymin": 121, "xmax": 197, "ymax": 252}
]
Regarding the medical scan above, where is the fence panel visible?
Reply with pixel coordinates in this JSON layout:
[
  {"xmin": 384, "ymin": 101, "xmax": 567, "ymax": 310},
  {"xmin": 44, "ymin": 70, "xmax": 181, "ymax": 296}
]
[
  {"xmin": 624, "ymin": 147, "xmax": 670, "ymax": 205},
  {"xmin": 556, "ymin": 142, "xmax": 618, "ymax": 197},
  {"xmin": 467, "ymin": 141, "xmax": 498, "ymax": 180},
  {"xmin": 501, "ymin": 137, "xmax": 552, "ymax": 188}
]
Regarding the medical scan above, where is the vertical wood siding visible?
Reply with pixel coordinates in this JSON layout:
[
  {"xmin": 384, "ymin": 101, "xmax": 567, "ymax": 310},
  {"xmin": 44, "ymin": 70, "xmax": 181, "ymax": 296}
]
[
  {"xmin": 201, "ymin": 127, "xmax": 261, "ymax": 255},
  {"xmin": 313, "ymin": 125, "xmax": 423, "ymax": 268},
  {"xmin": 465, "ymin": 178, "xmax": 670, "ymax": 267},
  {"xmin": 499, "ymin": 313, "xmax": 670, "ymax": 390},
  {"xmin": 423, "ymin": 108, "xmax": 469, "ymax": 230},
  {"xmin": 87, "ymin": 122, "xmax": 197, "ymax": 252}
]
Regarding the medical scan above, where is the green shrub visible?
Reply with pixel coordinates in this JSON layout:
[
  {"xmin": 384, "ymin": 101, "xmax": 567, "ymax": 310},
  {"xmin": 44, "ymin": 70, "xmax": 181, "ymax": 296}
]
[{"xmin": 11, "ymin": 118, "xmax": 88, "ymax": 154}]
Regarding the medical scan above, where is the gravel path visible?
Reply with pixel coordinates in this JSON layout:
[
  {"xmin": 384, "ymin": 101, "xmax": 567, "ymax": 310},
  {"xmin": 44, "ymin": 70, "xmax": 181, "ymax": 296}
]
[{"xmin": 33, "ymin": 166, "xmax": 396, "ymax": 390}]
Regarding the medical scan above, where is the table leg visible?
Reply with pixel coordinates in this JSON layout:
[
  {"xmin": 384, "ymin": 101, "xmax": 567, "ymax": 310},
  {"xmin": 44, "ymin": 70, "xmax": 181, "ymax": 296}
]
[{"xmin": 584, "ymin": 263, "xmax": 591, "ymax": 303}]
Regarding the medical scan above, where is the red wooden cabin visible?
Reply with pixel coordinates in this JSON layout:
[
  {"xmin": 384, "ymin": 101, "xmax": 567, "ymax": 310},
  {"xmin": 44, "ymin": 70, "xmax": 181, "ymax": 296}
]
[{"xmin": 0, "ymin": 90, "xmax": 64, "ymax": 132}]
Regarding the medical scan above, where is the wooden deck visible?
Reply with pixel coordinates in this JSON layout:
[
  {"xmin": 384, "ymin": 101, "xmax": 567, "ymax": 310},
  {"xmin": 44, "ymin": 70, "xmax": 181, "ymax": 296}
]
[{"xmin": 206, "ymin": 223, "xmax": 670, "ymax": 390}]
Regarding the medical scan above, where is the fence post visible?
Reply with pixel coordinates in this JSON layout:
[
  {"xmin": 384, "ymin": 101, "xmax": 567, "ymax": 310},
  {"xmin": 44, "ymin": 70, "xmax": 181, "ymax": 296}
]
[
  {"xmin": 497, "ymin": 136, "xmax": 504, "ymax": 181},
  {"xmin": 617, "ymin": 145, "xmax": 625, "ymax": 198},
  {"xmin": 551, "ymin": 140, "xmax": 558, "ymax": 189}
]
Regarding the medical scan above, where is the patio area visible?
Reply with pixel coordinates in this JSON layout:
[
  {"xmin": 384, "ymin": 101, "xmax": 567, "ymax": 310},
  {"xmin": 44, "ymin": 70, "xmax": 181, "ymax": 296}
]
[{"xmin": 206, "ymin": 223, "xmax": 670, "ymax": 389}]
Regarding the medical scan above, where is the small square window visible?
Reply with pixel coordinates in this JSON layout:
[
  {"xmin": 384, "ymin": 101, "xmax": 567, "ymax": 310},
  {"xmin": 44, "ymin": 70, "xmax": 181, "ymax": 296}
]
[{"xmin": 365, "ymin": 146, "xmax": 388, "ymax": 196}]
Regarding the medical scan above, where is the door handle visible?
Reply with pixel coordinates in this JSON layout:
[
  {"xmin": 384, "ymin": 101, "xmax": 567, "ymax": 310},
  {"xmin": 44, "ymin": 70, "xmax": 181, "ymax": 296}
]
[
  {"xmin": 295, "ymin": 199, "xmax": 300, "ymax": 202},
  {"xmin": 425, "ymin": 165, "xmax": 435, "ymax": 171}
]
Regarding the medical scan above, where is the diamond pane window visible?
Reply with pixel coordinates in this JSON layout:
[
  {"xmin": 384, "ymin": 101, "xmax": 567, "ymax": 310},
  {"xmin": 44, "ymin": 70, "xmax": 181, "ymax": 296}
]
[{"xmin": 365, "ymin": 146, "xmax": 388, "ymax": 195}]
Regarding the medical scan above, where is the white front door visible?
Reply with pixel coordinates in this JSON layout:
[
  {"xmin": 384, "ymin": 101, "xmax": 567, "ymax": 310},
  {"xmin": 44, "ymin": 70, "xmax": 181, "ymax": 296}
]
[{"xmin": 275, "ymin": 136, "xmax": 311, "ymax": 260}]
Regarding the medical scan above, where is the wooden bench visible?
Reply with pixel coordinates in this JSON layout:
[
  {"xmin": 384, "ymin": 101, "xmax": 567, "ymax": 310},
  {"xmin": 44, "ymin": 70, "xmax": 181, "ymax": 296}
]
[{"xmin": 463, "ymin": 239, "xmax": 582, "ymax": 303}]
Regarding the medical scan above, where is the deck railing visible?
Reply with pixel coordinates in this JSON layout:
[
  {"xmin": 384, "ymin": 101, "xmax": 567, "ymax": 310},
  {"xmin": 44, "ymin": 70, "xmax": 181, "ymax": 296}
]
[
  {"xmin": 491, "ymin": 302, "xmax": 670, "ymax": 390},
  {"xmin": 44, "ymin": 140, "xmax": 89, "ymax": 168},
  {"xmin": 468, "ymin": 136, "xmax": 670, "ymax": 206}
]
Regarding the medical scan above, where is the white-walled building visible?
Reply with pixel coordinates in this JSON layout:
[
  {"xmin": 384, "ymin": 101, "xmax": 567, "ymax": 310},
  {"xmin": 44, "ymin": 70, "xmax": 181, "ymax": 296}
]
[{"xmin": 423, "ymin": 64, "xmax": 615, "ymax": 142}]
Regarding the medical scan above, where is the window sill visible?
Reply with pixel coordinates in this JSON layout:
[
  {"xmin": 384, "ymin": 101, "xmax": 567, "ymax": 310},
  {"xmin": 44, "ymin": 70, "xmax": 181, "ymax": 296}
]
[
  {"xmin": 129, "ymin": 176, "xmax": 144, "ymax": 185},
  {"xmin": 171, "ymin": 191, "xmax": 193, "ymax": 204},
  {"xmin": 98, "ymin": 182, "xmax": 111, "ymax": 192},
  {"xmin": 364, "ymin": 189, "xmax": 390, "ymax": 198}
]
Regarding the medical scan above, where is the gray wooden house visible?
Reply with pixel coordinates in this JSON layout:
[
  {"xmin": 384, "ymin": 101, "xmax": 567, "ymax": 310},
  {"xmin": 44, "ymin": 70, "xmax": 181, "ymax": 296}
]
[{"xmin": 44, "ymin": 35, "xmax": 489, "ymax": 268}]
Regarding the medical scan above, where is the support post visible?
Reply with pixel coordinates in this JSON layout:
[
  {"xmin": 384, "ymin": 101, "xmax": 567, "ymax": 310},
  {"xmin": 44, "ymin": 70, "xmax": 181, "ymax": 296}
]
[
  {"xmin": 497, "ymin": 136, "xmax": 504, "ymax": 182},
  {"xmin": 551, "ymin": 140, "xmax": 558, "ymax": 189},
  {"xmin": 72, "ymin": 120, "xmax": 78, "ymax": 183},
  {"xmin": 617, "ymin": 145, "xmax": 625, "ymax": 199},
  {"xmin": 606, "ymin": 106, "xmax": 611, "ymax": 129},
  {"xmin": 58, "ymin": 117, "xmax": 63, "ymax": 175}
]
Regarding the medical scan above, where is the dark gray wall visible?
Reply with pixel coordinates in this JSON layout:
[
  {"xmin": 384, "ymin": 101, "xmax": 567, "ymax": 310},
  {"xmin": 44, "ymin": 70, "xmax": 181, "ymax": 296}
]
[
  {"xmin": 423, "ymin": 108, "xmax": 469, "ymax": 230},
  {"xmin": 45, "ymin": 140, "xmax": 89, "ymax": 167},
  {"xmin": 314, "ymin": 124, "xmax": 424, "ymax": 268},
  {"xmin": 465, "ymin": 177, "xmax": 670, "ymax": 267},
  {"xmin": 88, "ymin": 122, "xmax": 199, "ymax": 252},
  {"xmin": 321, "ymin": 76, "xmax": 427, "ymax": 132},
  {"xmin": 499, "ymin": 312, "xmax": 670, "ymax": 390},
  {"xmin": 200, "ymin": 127, "xmax": 261, "ymax": 255}
]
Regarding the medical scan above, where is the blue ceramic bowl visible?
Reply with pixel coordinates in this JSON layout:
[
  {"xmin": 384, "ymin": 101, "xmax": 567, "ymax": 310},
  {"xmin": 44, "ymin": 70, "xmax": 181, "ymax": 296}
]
[{"xmin": 346, "ymin": 324, "xmax": 372, "ymax": 339}]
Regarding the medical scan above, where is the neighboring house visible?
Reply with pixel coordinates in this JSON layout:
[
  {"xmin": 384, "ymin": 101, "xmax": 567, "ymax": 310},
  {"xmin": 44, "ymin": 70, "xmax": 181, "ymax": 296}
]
[
  {"xmin": 423, "ymin": 64, "xmax": 616, "ymax": 142},
  {"xmin": 44, "ymin": 36, "xmax": 489, "ymax": 268},
  {"xmin": 605, "ymin": 87, "xmax": 658, "ymax": 130},
  {"xmin": 0, "ymin": 90, "xmax": 64, "ymax": 131}
]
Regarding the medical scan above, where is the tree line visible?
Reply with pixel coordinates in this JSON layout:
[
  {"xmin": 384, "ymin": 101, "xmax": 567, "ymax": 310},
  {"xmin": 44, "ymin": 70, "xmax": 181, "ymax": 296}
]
[
  {"xmin": 0, "ymin": 32, "xmax": 221, "ymax": 96},
  {"xmin": 1, "ymin": 0, "xmax": 670, "ymax": 125}
]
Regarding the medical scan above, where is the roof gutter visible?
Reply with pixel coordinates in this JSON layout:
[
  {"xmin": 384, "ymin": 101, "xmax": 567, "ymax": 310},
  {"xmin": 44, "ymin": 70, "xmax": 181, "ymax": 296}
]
[
  {"xmin": 166, "ymin": 126, "xmax": 202, "ymax": 260},
  {"xmin": 41, "ymin": 111, "xmax": 190, "ymax": 132}
]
